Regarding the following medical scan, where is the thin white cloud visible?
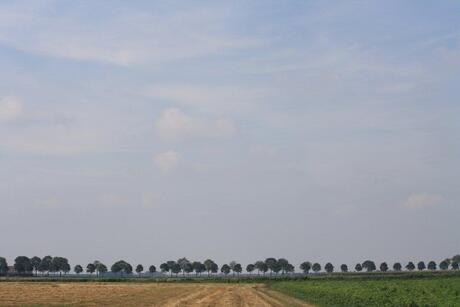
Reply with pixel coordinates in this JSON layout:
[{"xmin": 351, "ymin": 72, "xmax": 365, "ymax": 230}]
[
  {"xmin": 35, "ymin": 196, "xmax": 61, "ymax": 209},
  {"xmin": 154, "ymin": 150, "xmax": 181, "ymax": 173},
  {"xmin": 155, "ymin": 108, "xmax": 236, "ymax": 141},
  {"xmin": 0, "ymin": 96, "xmax": 23, "ymax": 122},
  {"xmin": 147, "ymin": 84, "xmax": 266, "ymax": 113},
  {"xmin": 100, "ymin": 194, "xmax": 129, "ymax": 208},
  {"xmin": 0, "ymin": 100, "xmax": 131, "ymax": 155},
  {"xmin": 403, "ymin": 193, "xmax": 443, "ymax": 209},
  {"xmin": 0, "ymin": 2, "xmax": 263, "ymax": 66}
]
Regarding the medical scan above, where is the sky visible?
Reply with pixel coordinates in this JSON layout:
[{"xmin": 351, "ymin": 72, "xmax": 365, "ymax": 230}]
[{"xmin": 1, "ymin": 0, "xmax": 460, "ymax": 270}]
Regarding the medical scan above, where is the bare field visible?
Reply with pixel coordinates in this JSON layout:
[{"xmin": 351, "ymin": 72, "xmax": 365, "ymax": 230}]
[{"xmin": 0, "ymin": 282, "xmax": 312, "ymax": 306}]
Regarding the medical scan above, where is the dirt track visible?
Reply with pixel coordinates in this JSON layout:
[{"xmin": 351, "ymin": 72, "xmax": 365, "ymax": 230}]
[{"xmin": 0, "ymin": 282, "xmax": 312, "ymax": 306}]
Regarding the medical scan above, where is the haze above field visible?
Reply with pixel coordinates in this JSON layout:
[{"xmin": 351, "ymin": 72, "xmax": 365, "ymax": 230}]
[{"xmin": 1, "ymin": 1, "xmax": 459, "ymax": 267}]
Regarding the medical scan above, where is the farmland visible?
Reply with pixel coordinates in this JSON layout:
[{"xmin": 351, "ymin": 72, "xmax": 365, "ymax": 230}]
[
  {"xmin": 0, "ymin": 282, "xmax": 310, "ymax": 306},
  {"xmin": 271, "ymin": 276, "xmax": 460, "ymax": 306},
  {"xmin": 1, "ymin": 274, "xmax": 460, "ymax": 306}
]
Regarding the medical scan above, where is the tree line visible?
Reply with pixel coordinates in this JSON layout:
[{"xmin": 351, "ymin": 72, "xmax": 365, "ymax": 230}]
[{"xmin": 1, "ymin": 255, "xmax": 459, "ymax": 276}]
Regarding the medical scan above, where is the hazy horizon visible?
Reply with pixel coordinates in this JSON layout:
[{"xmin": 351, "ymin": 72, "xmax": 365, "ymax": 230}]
[{"xmin": 1, "ymin": 1, "xmax": 459, "ymax": 269}]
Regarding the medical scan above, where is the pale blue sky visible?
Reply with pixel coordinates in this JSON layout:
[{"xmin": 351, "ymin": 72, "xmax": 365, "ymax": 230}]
[{"xmin": 1, "ymin": 0, "xmax": 459, "ymax": 269}]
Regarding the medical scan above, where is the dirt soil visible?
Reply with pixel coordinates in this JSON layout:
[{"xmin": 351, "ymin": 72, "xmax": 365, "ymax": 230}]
[{"xmin": 0, "ymin": 282, "xmax": 313, "ymax": 306}]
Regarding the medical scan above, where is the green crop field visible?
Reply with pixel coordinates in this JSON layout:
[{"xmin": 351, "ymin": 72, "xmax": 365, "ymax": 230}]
[{"xmin": 271, "ymin": 276, "xmax": 460, "ymax": 306}]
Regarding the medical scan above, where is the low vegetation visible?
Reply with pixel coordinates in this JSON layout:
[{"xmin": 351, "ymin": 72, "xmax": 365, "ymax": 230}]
[{"xmin": 272, "ymin": 276, "xmax": 460, "ymax": 306}]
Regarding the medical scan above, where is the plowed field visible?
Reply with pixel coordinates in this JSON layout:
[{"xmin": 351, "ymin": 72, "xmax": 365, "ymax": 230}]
[{"xmin": 0, "ymin": 282, "xmax": 312, "ymax": 306}]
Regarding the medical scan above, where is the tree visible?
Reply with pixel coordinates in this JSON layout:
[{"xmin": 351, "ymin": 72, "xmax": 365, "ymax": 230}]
[
  {"xmin": 0, "ymin": 257, "xmax": 8, "ymax": 274},
  {"xmin": 49, "ymin": 257, "xmax": 70, "ymax": 276},
  {"xmin": 229, "ymin": 261, "xmax": 237, "ymax": 276},
  {"xmin": 272, "ymin": 262, "xmax": 282, "ymax": 275},
  {"xmin": 233, "ymin": 263, "xmax": 242, "ymax": 276},
  {"xmin": 417, "ymin": 261, "xmax": 426, "ymax": 271},
  {"xmin": 38, "ymin": 256, "xmax": 52, "ymax": 275},
  {"xmin": 427, "ymin": 261, "xmax": 436, "ymax": 270},
  {"xmin": 160, "ymin": 263, "xmax": 169, "ymax": 275},
  {"xmin": 452, "ymin": 255, "xmax": 460, "ymax": 264},
  {"xmin": 246, "ymin": 264, "xmax": 255, "ymax": 275},
  {"xmin": 451, "ymin": 261, "xmax": 459, "ymax": 270},
  {"xmin": 204, "ymin": 259, "xmax": 217, "ymax": 276},
  {"xmin": 277, "ymin": 258, "xmax": 290, "ymax": 274},
  {"xmin": 340, "ymin": 264, "xmax": 348, "ymax": 272},
  {"xmin": 177, "ymin": 258, "xmax": 190, "ymax": 276},
  {"xmin": 184, "ymin": 262, "xmax": 193, "ymax": 276},
  {"xmin": 362, "ymin": 260, "xmax": 376, "ymax": 272},
  {"xmin": 255, "ymin": 261, "xmax": 268, "ymax": 275},
  {"xmin": 94, "ymin": 261, "xmax": 107, "ymax": 276},
  {"xmin": 49, "ymin": 257, "xmax": 59, "ymax": 275},
  {"xmin": 62, "ymin": 260, "xmax": 71, "ymax": 275},
  {"xmin": 286, "ymin": 263, "xmax": 295, "ymax": 274},
  {"xmin": 14, "ymin": 256, "xmax": 32, "ymax": 274},
  {"xmin": 126, "ymin": 263, "xmax": 133, "ymax": 274},
  {"xmin": 300, "ymin": 262, "xmax": 312, "ymax": 274},
  {"xmin": 87, "ymin": 263, "xmax": 96, "ymax": 275},
  {"xmin": 265, "ymin": 258, "xmax": 278, "ymax": 276},
  {"xmin": 393, "ymin": 263, "xmax": 402, "ymax": 271},
  {"xmin": 221, "ymin": 264, "xmax": 231, "ymax": 275},
  {"xmin": 98, "ymin": 264, "xmax": 108, "ymax": 275},
  {"xmin": 210, "ymin": 262, "xmax": 218, "ymax": 275},
  {"xmin": 442, "ymin": 258, "xmax": 451, "ymax": 267},
  {"xmin": 136, "ymin": 264, "xmax": 143, "ymax": 277},
  {"xmin": 325, "ymin": 263, "xmax": 334, "ymax": 273},
  {"xmin": 166, "ymin": 261, "xmax": 178, "ymax": 277},
  {"xmin": 406, "ymin": 262, "xmax": 415, "ymax": 271},
  {"xmin": 380, "ymin": 262, "xmax": 388, "ymax": 272},
  {"xmin": 171, "ymin": 262, "xmax": 181, "ymax": 276},
  {"xmin": 74, "ymin": 265, "xmax": 83, "ymax": 274},
  {"xmin": 30, "ymin": 257, "xmax": 41, "ymax": 276},
  {"xmin": 355, "ymin": 263, "xmax": 362, "ymax": 272},
  {"xmin": 111, "ymin": 260, "xmax": 132, "ymax": 275},
  {"xmin": 440, "ymin": 260, "xmax": 449, "ymax": 270},
  {"xmin": 149, "ymin": 265, "xmax": 156, "ymax": 276},
  {"xmin": 312, "ymin": 263, "xmax": 321, "ymax": 273},
  {"xmin": 191, "ymin": 261, "xmax": 205, "ymax": 276},
  {"xmin": 93, "ymin": 261, "xmax": 101, "ymax": 276}
]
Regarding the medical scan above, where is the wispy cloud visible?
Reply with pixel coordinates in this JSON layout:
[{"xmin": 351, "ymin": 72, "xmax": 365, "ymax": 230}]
[
  {"xmin": 146, "ymin": 84, "xmax": 267, "ymax": 113},
  {"xmin": 0, "ymin": 1, "xmax": 263, "ymax": 66},
  {"xmin": 0, "ymin": 96, "xmax": 23, "ymax": 122},
  {"xmin": 153, "ymin": 150, "xmax": 181, "ymax": 173},
  {"xmin": 403, "ymin": 193, "xmax": 443, "ymax": 210},
  {"xmin": 155, "ymin": 108, "xmax": 236, "ymax": 141}
]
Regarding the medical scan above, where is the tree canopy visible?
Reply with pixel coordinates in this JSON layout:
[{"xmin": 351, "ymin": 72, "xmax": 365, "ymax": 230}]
[
  {"xmin": 406, "ymin": 262, "xmax": 415, "ymax": 271},
  {"xmin": 312, "ymin": 263, "xmax": 321, "ymax": 272},
  {"xmin": 14, "ymin": 256, "xmax": 32, "ymax": 273},
  {"xmin": 362, "ymin": 260, "xmax": 376, "ymax": 272},
  {"xmin": 74, "ymin": 265, "xmax": 83, "ymax": 274},
  {"xmin": 380, "ymin": 262, "xmax": 388, "ymax": 272},
  {"xmin": 136, "ymin": 264, "xmax": 144, "ymax": 275},
  {"xmin": 0, "ymin": 257, "xmax": 8, "ymax": 274},
  {"xmin": 300, "ymin": 261, "xmax": 312, "ymax": 274},
  {"xmin": 325, "ymin": 262, "xmax": 334, "ymax": 273},
  {"xmin": 221, "ymin": 264, "xmax": 231, "ymax": 275},
  {"xmin": 417, "ymin": 261, "xmax": 426, "ymax": 271},
  {"xmin": 111, "ymin": 260, "xmax": 133, "ymax": 275}
]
